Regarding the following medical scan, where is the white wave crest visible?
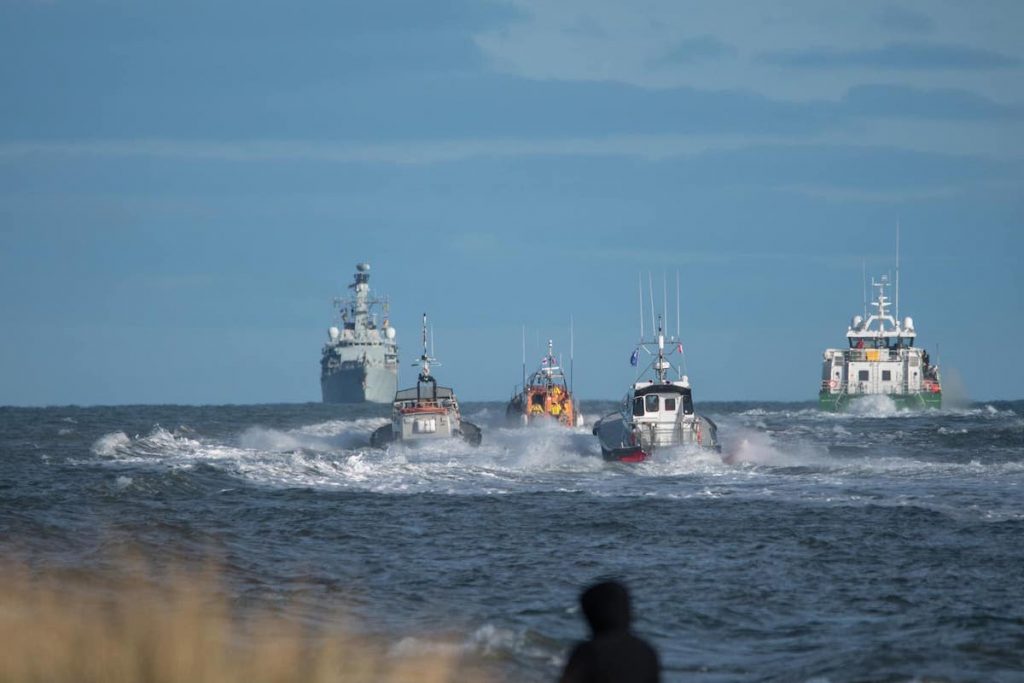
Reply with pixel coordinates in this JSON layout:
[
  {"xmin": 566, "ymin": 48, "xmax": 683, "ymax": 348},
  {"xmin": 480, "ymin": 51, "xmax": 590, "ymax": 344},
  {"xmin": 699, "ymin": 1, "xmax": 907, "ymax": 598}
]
[
  {"xmin": 721, "ymin": 428, "xmax": 830, "ymax": 468},
  {"xmin": 91, "ymin": 431, "xmax": 131, "ymax": 457},
  {"xmin": 238, "ymin": 418, "xmax": 387, "ymax": 453},
  {"xmin": 389, "ymin": 622, "xmax": 552, "ymax": 663},
  {"xmin": 845, "ymin": 395, "xmax": 904, "ymax": 417}
]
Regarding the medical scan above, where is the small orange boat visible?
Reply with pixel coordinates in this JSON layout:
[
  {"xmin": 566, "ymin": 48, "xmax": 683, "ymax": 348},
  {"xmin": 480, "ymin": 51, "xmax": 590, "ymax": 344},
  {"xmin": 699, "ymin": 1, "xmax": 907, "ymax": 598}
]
[{"xmin": 506, "ymin": 340, "xmax": 582, "ymax": 427}]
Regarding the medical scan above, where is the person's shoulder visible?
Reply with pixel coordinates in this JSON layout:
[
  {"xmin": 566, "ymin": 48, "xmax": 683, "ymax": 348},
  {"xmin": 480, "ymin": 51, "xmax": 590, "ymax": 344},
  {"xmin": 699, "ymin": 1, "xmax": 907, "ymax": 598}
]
[
  {"xmin": 629, "ymin": 632, "xmax": 658, "ymax": 652},
  {"xmin": 625, "ymin": 633, "xmax": 660, "ymax": 666},
  {"xmin": 559, "ymin": 641, "xmax": 597, "ymax": 683}
]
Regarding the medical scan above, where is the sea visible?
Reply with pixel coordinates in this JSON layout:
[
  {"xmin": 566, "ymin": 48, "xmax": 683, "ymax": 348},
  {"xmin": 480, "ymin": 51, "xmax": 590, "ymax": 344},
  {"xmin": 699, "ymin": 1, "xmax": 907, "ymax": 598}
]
[{"xmin": 2, "ymin": 399, "xmax": 1022, "ymax": 683}]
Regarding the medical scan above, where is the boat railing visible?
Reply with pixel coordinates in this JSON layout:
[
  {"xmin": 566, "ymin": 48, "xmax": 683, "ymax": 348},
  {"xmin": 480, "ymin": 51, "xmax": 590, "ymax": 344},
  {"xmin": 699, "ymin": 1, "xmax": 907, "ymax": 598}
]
[
  {"xmin": 396, "ymin": 398, "xmax": 452, "ymax": 411},
  {"xmin": 821, "ymin": 379, "xmax": 843, "ymax": 392},
  {"xmin": 841, "ymin": 349, "xmax": 906, "ymax": 362},
  {"xmin": 822, "ymin": 379, "xmax": 938, "ymax": 396}
]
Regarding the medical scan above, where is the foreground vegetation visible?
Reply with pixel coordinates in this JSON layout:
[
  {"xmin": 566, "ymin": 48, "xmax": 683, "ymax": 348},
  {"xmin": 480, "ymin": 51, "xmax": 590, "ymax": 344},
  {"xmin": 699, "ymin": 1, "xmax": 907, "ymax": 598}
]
[{"xmin": 0, "ymin": 561, "xmax": 491, "ymax": 683}]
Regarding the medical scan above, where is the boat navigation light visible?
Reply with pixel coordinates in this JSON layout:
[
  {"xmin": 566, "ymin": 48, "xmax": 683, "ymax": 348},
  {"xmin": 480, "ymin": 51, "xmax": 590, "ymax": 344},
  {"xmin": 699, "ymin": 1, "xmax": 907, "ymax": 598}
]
[{"xmin": 681, "ymin": 375, "xmax": 690, "ymax": 388}]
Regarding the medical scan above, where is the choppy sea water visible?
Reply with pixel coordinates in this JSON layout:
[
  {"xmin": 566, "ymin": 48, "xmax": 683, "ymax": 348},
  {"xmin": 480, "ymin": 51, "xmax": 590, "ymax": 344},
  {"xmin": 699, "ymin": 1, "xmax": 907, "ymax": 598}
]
[{"xmin": 2, "ymin": 399, "xmax": 1023, "ymax": 682}]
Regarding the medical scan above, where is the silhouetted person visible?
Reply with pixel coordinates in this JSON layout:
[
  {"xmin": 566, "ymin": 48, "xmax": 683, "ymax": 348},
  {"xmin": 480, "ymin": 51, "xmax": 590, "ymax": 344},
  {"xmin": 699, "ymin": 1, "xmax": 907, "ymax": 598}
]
[{"xmin": 559, "ymin": 580, "xmax": 660, "ymax": 683}]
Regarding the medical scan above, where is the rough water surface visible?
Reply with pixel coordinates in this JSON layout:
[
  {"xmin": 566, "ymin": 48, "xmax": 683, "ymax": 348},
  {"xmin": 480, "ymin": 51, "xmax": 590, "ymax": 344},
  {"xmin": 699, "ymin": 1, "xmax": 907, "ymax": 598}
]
[{"xmin": 2, "ymin": 400, "xmax": 1022, "ymax": 682}]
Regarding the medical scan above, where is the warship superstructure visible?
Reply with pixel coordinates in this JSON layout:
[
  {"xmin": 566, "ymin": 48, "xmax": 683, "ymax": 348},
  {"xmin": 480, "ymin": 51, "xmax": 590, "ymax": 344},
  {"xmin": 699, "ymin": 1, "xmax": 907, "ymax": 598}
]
[
  {"xmin": 819, "ymin": 275, "xmax": 941, "ymax": 411},
  {"xmin": 371, "ymin": 314, "xmax": 481, "ymax": 448},
  {"xmin": 320, "ymin": 263, "xmax": 398, "ymax": 404},
  {"xmin": 592, "ymin": 275, "xmax": 719, "ymax": 462}
]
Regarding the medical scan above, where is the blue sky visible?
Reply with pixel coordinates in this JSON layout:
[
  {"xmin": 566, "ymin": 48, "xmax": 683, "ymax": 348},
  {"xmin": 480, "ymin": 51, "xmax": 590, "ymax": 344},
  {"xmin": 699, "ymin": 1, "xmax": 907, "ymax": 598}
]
[{"xmin": 1, "ymin": 0, "xmax": 1021, "ymax": 405}]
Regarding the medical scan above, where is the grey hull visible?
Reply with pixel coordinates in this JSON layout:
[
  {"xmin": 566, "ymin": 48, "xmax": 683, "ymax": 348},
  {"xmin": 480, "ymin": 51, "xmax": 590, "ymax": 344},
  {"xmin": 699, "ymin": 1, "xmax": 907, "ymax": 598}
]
[
  {"xmin": 370, "ymin": 420, "xmax": 481, "ymax": 448},
  {"xmin": 321, "ymin": 365, "xmax": 397, "ymax": 404},
  {"xmin": 593, "ymin": 412, "xmax": 720, "ymax": 457}
]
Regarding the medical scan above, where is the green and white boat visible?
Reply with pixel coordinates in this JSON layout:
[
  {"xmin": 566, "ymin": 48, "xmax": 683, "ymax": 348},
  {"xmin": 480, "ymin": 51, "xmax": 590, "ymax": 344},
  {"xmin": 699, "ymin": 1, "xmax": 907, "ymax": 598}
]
[{"xmin": 819, "ymin": 275, "xmax": 941, "ymax": 412}]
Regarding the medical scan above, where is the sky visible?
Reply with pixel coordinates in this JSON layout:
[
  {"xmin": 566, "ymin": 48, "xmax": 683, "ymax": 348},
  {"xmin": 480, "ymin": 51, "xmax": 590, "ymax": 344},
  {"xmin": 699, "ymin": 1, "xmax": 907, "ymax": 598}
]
[{"xmin": 1, "ymin": 0, "xmax": 1022, "ymax": 405}]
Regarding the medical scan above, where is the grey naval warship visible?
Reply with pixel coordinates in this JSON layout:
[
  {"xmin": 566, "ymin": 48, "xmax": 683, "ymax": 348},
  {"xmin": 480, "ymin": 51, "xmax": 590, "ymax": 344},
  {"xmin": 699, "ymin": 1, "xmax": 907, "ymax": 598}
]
[{"xmin": 320, "ymin": 263, "xmax": 398, "ymax": 404}]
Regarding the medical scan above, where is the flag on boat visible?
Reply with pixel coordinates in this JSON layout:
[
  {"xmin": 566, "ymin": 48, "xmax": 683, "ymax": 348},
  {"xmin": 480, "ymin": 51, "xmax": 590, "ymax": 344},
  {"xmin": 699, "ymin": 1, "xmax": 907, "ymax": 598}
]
[
  {"xmin": 630, "ymin": 349, "xmax": 639, "ymax": 366},
  {"xmin": 677, "ymin": 343, "xmax": 683, "ymax": 353}
]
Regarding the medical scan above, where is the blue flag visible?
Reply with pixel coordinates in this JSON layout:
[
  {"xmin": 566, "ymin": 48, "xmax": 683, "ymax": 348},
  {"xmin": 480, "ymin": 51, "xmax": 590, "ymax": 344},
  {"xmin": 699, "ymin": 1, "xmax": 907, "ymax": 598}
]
[{"xmin": 630, "ymin": 349, "xmax": 639, "ymax": 366}]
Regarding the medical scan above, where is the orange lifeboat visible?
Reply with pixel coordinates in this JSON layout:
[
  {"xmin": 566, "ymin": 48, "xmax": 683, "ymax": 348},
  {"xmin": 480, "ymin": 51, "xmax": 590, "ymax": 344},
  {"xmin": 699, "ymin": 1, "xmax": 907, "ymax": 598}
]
[{"xmin": 506, "ymin": 339, "xmax": 581, "ymax": 427}]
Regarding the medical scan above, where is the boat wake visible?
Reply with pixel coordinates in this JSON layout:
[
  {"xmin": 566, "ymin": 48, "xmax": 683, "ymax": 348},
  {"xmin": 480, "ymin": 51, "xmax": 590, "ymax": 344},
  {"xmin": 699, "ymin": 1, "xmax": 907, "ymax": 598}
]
[{"xmin": 84, "ymin": 407, "xmax": 1023, "ymax": 518}]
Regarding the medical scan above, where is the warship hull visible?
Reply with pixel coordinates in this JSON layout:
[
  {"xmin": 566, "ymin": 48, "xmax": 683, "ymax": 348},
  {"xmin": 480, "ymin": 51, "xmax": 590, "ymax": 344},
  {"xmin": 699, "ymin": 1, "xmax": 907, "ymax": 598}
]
[
  {"xmin": 818, "ymin": 391, "xmax": 941, "ymax": 412},
  {"xmin": 321, "ymin": 365, "xmax": 397, "ymax": 404}
]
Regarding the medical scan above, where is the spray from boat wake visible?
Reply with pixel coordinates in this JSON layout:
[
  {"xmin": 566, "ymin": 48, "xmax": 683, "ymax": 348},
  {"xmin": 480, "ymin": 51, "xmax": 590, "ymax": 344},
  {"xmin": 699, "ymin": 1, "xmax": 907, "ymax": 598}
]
[{"xmin": 81, "ymin": 402, "xmax": 1022, "ymax": 519}]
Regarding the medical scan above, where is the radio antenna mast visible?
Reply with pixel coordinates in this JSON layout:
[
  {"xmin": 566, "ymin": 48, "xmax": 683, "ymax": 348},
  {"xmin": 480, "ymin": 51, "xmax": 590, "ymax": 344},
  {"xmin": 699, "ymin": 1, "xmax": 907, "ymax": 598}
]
[
  {"xmin": 675, "ymin": 270, "xmax": 681, "ymax": 340},
  {"xmin": 570, "ymin": 315, "xmax": 575, "ymax": 395},
  {"xmin": 662, "ymin": 272, "xmax": 668, "ymax": 337},
  {"xmin": 895, "ymin": 220, "xmax": 901, "ymax": 323},
  {"xmin": 521, "ymin": 325, "xmax": 526, "ymax": 390},
  {"xmin": 862, "ymin": 260, "xmax": 868, "ymax": 320},
  {"xmin": 648, "ymin": 272, "xmax": 655, "ymax": 338},
  {"xmin": 638, "ymin": 273, "xmax": 644, "ymax": 340}
]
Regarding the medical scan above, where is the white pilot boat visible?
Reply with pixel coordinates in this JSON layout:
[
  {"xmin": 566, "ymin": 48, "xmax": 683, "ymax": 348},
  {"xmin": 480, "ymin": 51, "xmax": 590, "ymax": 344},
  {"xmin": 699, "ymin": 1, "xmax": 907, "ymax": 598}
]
[
  {"xmin": 592, "ymin": 276, "xmax": 719, "ymax": 462},
  {"xmin": 370, "ymin": 314, "xmax": 482, "ymax": 448}
]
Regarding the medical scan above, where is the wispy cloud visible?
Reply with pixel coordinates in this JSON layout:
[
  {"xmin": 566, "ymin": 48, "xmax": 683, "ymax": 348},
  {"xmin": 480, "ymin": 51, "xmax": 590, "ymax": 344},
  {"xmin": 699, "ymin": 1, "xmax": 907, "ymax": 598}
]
[
  {"xmin": 873, "ymin": 5, "xmax": 934, "ymax": 34},
  {"xmin": 842, "ymin": 84, "xmax": 1024, "ymax": 120},
  {"xmin": 761, "ymin": 42, "xmax": 1020, "ymax": 70},
  {"xmin": 476, "ymin": 3, "xmax": 1024, "ymax": 102},
  {"xmin": 4, "ymin": 113, "xmax": 1023, "ymax": 168},
  {"xmin": 654, "ymin": 35, "xmax": 734, "ymax": 65}
]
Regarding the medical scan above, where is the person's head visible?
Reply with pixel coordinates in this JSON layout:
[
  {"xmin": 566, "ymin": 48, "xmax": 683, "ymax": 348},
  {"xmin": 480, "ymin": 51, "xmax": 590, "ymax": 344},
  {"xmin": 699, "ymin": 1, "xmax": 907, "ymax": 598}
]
[{"xmin": 579, "ymin": 580, "xmax": 631, "ymax": 634}]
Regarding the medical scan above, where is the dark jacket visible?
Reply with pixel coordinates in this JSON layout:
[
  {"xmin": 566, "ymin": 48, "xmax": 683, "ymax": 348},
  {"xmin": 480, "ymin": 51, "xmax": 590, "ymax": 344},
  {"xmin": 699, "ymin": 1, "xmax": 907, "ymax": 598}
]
[{"xmin": 559, "ymin": 582, "xmax": 660, "ymax": 683}]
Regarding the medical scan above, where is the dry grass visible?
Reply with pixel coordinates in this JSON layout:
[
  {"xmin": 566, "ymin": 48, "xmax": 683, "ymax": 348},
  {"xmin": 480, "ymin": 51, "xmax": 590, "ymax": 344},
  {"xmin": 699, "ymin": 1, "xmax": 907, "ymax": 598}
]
[{"xmin": 0, "ymin": 561, "xmax": 492, "ymax": 683}]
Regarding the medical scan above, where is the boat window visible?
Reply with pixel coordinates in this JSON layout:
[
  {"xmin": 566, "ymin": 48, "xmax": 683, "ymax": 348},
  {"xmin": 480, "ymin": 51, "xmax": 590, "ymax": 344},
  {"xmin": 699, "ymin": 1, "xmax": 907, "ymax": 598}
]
[
  {"xmin": 858, "ymin": 370, "xmax": 869, "ymax": 381},
  {"xmin": 664, "ymin": 397, "xmax": 676, "ymax": 412},
  {"xmin": 632, "ymin": 397, "xmax": 644, "ymax": 416},
  {"xmin": 882, "ymin": 370, "xmax": 892, "ymax": 381},
  {"xmin": 682, "ymin": 394, "xmax": 694, "ymax": 414},
  {"xmin": 645, "ymin": 395, "xmax": 659, "ymax": 413}
]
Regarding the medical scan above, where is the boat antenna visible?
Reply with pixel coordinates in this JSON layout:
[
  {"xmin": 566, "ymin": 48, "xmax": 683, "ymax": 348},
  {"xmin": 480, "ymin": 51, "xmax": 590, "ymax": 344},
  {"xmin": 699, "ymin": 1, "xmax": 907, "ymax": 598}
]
[
  {"xmin": 638, "ymin": 273, "xmax": 644, "ymax": 340},
  {"xmin": 648, "ymin": 272, "xmax": 656, "ymax": 339},
  {"xmin": 421, "ymin": 313, "xmax": 428, "ymax": 357},
  {"xmin": 521, "ymin": 325, "xmax": 527, "ymax": 390},
  {"xmin": 570, "ymin": 315, "xmax": 575, "ymax": 395},
  {"xmin": 675, "ymin": 270, "xmax": 680, "ymax": 340},
  {"xmin": 415, "ymin": 312, "xmax": 436, "ymax": 380},
  {"xmin": 895, "ymin": 220, "xmax": 901, "ymax": 324},
  {"xmin": 655, "ymin": 314, "xmax": 667, "ymax": 382},
  {"xmin": 430, "ymin": 323, "xmax": 435, "ymax": 358},
  {"xmin": 662, "ymin": 272, "xmax": 668, "ymax": 338},
  {"xmin": 862, "ymin": 259, "xmax": 868, "ymax": 320}
]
